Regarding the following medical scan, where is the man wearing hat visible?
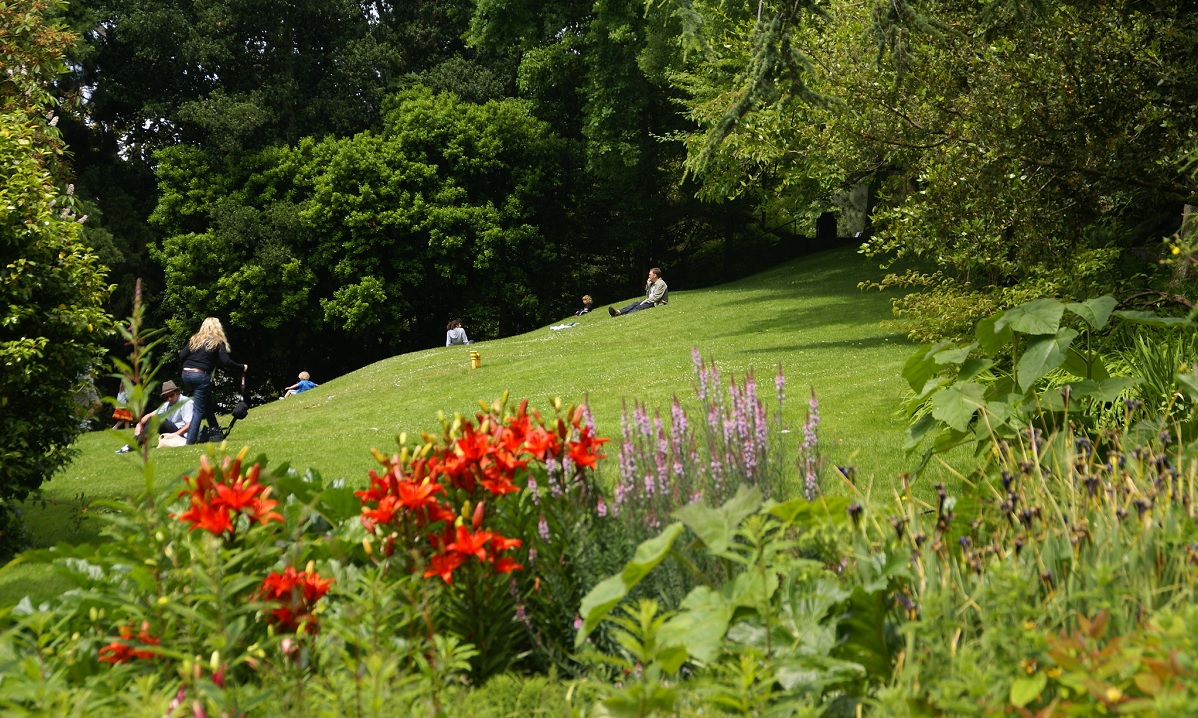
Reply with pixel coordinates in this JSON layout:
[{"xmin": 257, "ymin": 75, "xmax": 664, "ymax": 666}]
[{"xmin": 116, "ymin": 380, "xmax": 194, "ymax": 453}]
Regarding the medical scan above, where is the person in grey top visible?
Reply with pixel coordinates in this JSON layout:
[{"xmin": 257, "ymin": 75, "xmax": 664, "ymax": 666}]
[
  {"xmin": 608, "ymin": 268, "xmax": 668, "ymax": 316},
  {"xmin": 446, "ymin": 319, "xmax": 471, "ymax": 346}
]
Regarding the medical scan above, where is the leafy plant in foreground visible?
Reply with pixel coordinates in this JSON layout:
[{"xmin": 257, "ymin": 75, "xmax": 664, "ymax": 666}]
[
  {"xmin": 870, "ymin": 417, "xmax": 1198, "ymax": 715},
  {"xmin": 575, "ymin": 487, "xmax": 888, "ymax": 716},
  {"xmin": 903, "ymin": 295, "xmax": 1198, "ymax": 471}
]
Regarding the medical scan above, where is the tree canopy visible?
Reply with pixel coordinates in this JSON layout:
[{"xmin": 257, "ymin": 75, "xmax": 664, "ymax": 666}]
[
  {"xmin": 1, "ymin": 0, "xmax": 111, "ymax": 508},
  {"xmin": 26, "ymin": 0, "xmax": 1198, "ymax": 405},
  {"xmin": 663, "ymin": 0, "xmax": 1198, "ymax": 337},
  {"xmin": 150, "ymin": 89, "xmax": 575, "ymax": 378}
]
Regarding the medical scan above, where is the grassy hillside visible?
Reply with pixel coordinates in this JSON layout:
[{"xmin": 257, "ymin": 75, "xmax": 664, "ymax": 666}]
[{"xmin": 4, "ymin": 246, "xmax": 955, "ymax": 604}]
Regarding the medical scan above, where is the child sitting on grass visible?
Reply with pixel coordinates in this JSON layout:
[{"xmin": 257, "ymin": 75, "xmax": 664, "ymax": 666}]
[{"xmin": 283, "ymin": 371, "xmax": 318, "ymax": 398}]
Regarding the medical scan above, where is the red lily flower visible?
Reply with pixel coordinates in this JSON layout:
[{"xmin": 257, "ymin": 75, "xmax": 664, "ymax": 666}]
[
  {"xmin": 523, "ymin": 428, "xmax": 560, "ymax": 460},
  {"xmin": 395, "ymin": 477, "xmax": 444, "ymax": 510},
  {"xmin": 215, "ymin": 480, "xmax": 259, "ymax": 513},
  {"xmin": 490, "ymin": 534, "xmax": 522, "ymax": 552},
  {"xmin": 98, "ymin": 623, "xmax": 160, "ymax": 664},
  {"xmin": 447, "ymin": 525, "xmax": 495, "ymax": 561},
  {"xmin": 423, "ymin": 551, "xmax": 466, "ymax": 583},
  {"xmin": 493, "ymin": 557, "xmax": 524, "ymax": 574},
  {"xmin": 362, "ymin": 494, "xmax": 401, "ymax": 527},
  {"xmin": 179, "ymin": 496, "xmax": 233, "ymax": 535}
]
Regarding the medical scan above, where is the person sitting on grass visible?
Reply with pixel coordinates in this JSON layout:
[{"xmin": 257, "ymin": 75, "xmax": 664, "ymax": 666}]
[
  {"xmin": 608, "ymin": 267, "xmax": 668, "ymax": 317},
  {"xmin": 446, "ymin": 319, "xmax": 471, "ymax": 346},
  {"xmin": 574, "ymin": 294, "xmax": 595, "ymax": 316},
  {"xmin": 116, "ymin": 380, "xmax": 193, "ymax": 453},
  {"xmin": 283, "ymin": 371, "xmax": 318, "ymax": 398},
  {"xmin": 111, "ymin": 387, "xmax": 133, "ymax": 430}
]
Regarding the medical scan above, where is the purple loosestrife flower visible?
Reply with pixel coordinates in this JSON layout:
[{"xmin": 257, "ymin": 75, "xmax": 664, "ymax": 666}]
[
  {"xmin": 723, "ymin": 416, "xmax": 737, "ymax": 454},
  {"xmin": 692, "ymin": 348, "xmax": 708, "ymax": 401},
  {"xmin": 527, "ymin": 477, "xmax": 540, "ymax": 505},
  {"xmin": 547, "ymin": 456, "xmax": 566, "ymax": 493},
  {"xmin": 743, "ymin": 435, "xmax": 757, "ymax": 480},
  {"xmin": 644, "ymin": 472, "xmax": 655, "ymax": 496},
  {"xmin": 538, "ymin": 517, "xmax": 550, "ymax": 542},
  {"xmin": 707, "ymin": 403, "xmax": 723, "ymax": 444},
  {"xmin": 655, "ymin": 414, "xmax": 669, "ymax": 493},
  {"xmin": 801, "ymin": 387, "xmax": 821, "ymax": 499},
  {"xmin": 732, "ymin": 379, "xmax": 751, "ymax": 445},
  {"xmin": 597, "ymin": 498, "xmax": 608, "ymax": 517},
  {"xmin": 618, "ymin": 442, "xmax": 637, "ymax": 490},
  {"xmin": 775, "ymin": 363, "xmax": 785, "ymax": 403},
  {"xmin": 710, "ymin": 457, "xmax": 723, "ymax": 491},
  {"xmin": 634, "ymin": 402, "xmax": 651, "ymax": 438},
  {"xmin": 753, "ymin": 396, "xmax": 768, "ymax": 457},
  {"xmin": 746, "ymin": 369, "xmax": 768, "ymax": 455},
  {"xmin": 690, "ymin": 491, "xmax": 703, "ymax": 504}
]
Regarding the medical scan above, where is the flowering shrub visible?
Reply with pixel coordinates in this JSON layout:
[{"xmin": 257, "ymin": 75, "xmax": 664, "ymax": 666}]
[
  {"xmin": 349, "ymin": 395, "xmax": 608, "ymax": 678},
  {"xmin": 174, "ymin": 453, "xmax": 283, "ymax": 535},
  {"xmin": 257, "ymin": 565, "xmax": 334, "ymax": 634},
  {"xmin": 97, "ymin": 621, "xmax": 160, "ymax": 664},
  {"xmin": 588, "ymin": 351, "xmax": 823, "ymax": 615}
]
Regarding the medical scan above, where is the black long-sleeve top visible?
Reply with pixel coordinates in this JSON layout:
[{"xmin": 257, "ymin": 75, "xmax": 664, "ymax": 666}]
[{"xmin": 179, "ymin": 343, "xmax": 245, "ymax": 374}]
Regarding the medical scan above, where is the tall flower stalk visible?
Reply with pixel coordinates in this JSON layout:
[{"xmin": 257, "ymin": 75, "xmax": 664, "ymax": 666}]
[
  {"xmin": 799, "ymin": 386, "xmax": 821, "ymax": 499},
  {"xmin": 610, "ymin": 352, "xmax": 817, "ymax": 538}
]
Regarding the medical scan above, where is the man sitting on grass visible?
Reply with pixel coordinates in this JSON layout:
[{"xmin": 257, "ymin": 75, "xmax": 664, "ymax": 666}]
[
  {"xmin": 608, "ymin": 268, "xmax": 668, "ymax": 317},
  {"xmin": 116, "ymin": 380, "xmax": 193, "ymax": 453}
]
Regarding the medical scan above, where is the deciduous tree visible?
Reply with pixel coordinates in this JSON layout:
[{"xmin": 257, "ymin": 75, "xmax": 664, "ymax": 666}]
[{"xmin": 1, "ymin": 0, "xmax": 111, "ymax": 530}]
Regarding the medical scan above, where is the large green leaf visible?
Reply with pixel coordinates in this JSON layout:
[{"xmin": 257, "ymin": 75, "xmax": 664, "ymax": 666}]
[
  {"xmin": 1009, "ymin": 672, "xmax": 1047, "ymax": 707},
  {"xmin": 976, "ymin": 314, "xmax": 1013, "ymax": 356},
  {"xmin": 1016, "ymin": 329, "xmax": 1077, "ymax": 390},
  {"xmin": 1177, "ymin": 373, "xmax": 1198, "ymax": 401},
  {"xmin": 902, "ymin": 343, "xmax": 940, "ymax": 392},
  {"xmin": 674, "ymin": 485, "xmax": 761, "ymax": 558},
  {"xmin": 1061, "ymin": 346, "xmax": 1109, "ymax": 381},
  {"xmin": 956, "ymin": 356, "xmax": 993, "ymax": 383},
  {"xmin": 576, "ymin": 522, "xmax": 685, "ymax": 645},
  {"xmin": 767, "ymin": 495, "xmax": 851, "ymax": 526},
  {"xmin": 1065, "ymin": 296, "xmax": 1117, "ymax": 329},
  {"xmin": 1001, "ymin": 298, "xmax": 1065, "ymax": 335},
  {"xmin": 1071, "ymin": 377, "xmax": 1138, "ymax": 402},
  {"xmin": 930, "ymin": 382, "xmax": 986, "ymax": 432},
  {"xmin": 904, "ymin": 413, "xmax": 937, "ymax": 451},
  {"xmin": 657, "ymin": 586, "xmax": 734, "ymax": 666},
  {"xmin": 1113, "ymin": 310, "xmax": 1194, "ymax": 328},
  {"xmin": 932, "ymin": 343, "xmax": 976, "ymax": 366}
]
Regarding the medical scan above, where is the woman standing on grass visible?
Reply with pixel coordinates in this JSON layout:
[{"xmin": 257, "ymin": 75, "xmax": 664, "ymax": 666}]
[{"xmin": 179, "ymin": 317, "xmax": 247, "ymax": 445}]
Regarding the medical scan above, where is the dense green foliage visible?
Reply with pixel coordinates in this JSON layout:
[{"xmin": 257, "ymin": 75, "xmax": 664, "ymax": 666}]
[
  {"xmin": 664, "ymin": 0, "xmax": 1198, "ymax": 338},
  {"xmin": 150, "ymin": 88, "xmax": 575, "ymax": 373},
  {"xmin": 47, "ymin": 0, "xmax": 1197, "ymax": 389},
  {"xmin": 0, "ymin": 0, "xmax": 111, "ymax": 525}
]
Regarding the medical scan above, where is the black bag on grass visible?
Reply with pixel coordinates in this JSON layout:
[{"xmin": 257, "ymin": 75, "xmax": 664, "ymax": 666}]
[{"xmin": 199, "ymin": 425, "xmax": 227, "ymax": 443}]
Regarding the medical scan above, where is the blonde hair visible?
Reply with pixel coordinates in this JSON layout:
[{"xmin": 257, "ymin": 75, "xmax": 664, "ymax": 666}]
[
  {"xmin": 299, "ymin": 371, "xmax": 310, "ymax": 381},
  {"xmin": 582, "ymin": 295, "xmax": 593, "ymax": 304},
  {"xmin": 188, "ymin": 317, "xmax": 231, "ymax": 352}
]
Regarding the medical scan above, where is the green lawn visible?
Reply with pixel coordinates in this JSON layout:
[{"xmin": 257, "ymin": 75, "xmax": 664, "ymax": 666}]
[{"xmin": 3, "ymin": 246, "xmax": 965, "ymax": 605}]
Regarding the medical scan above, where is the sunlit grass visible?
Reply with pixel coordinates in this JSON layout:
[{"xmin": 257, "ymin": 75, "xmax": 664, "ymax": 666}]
[{"xmin": 3, "ymin": 246, "xmax": 968, "ymax": 605}]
